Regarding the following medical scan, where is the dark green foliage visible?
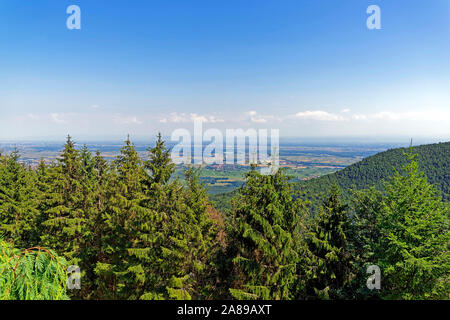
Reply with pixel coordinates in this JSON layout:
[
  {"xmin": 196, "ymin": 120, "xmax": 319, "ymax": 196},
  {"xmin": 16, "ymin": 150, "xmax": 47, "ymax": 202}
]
[
  {"xmin": 40, "ymin": 135, "xmax": 85, "ymax": 265},
  {"xmin": 345, "ymin": 152, "xmax": 449, "ymax": 300},
  {"xmin": 228, "ymin": 166, "xmax": 310, "ymax": 300},
  {"xmin": 0, "ymin": 150, "xmax": 39, "ymax": 248},
  {"xmin": 182, "ymin": 167, "xmax": 226, "ymax": 299},
  {"xmin": 346, "ymin": 187, "xmax": 384, "ymax": 299},
  {"xmin": 298, "ymin": 142, "xmax": 450, "ymax": 209},
  {"xmin": 96, "ymin": 137, "xmax": 152, "ymax": 299},
  {"xmin": 75, "ymin": 147, "xmax": 109, "ymax": 299},
  {"xmin": 145, "ymin": 133, "xmax": 175, "ymax": 186},
  {"xmin": 0, "ymin": 138, "xmax": 448, "ymax": 300},
  {"xmin": 375, "ymin": 153, "xmax": 449, "ymax": 299},
  {"xmin": 93, "ymin": 135, "xmax": 223, "ymax": 300},
  {"xmin": 305, "ymin": 185, "xmax": 352, "ymax": 299}
]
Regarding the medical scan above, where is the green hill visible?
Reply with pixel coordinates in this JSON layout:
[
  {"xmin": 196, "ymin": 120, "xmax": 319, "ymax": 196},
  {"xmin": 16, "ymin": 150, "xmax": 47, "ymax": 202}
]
[{"xmin": 298, "ymin": 141, "xmax": 450, "ymax": 204}]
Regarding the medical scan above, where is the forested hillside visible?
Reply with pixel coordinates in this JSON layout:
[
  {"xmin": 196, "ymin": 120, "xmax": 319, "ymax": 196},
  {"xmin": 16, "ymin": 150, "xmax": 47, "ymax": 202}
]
[
  {"xmin": 298, "ymin": 141, "xmax": 450, "ymax": 205},
  {"xmin": 0, "ymin": 136, "xmax": 449, "ymax": 300}
]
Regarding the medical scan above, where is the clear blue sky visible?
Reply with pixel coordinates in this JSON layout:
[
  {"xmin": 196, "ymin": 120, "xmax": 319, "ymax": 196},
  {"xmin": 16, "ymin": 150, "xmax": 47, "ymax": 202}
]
[{"xmin": 0, "ymin": 0, "xmax": 449, "ymax": 140}]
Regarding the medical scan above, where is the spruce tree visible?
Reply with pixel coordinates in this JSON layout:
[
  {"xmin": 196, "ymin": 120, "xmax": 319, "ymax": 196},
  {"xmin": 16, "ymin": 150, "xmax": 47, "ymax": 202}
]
[
  {"xmin": 179, "ymin": 166, "xmax": 221, "ymax": 299},
  {"xmin": 96, "ymin": 137, "xmax": 150, "ymax": 299},
  {"xmin": 139, "ymin": 134, "xmax": 189, "ymax": 299},
  {"xmin": 40, "ymin": 136, "xmax": 84, "ymax": 267},
  {"xmin": 347, "ymin": 187, "xmax": 383, "ymax": 299},
  {"xmin": 306, "ymin": 185, "xmax": 352, "ymax": 299},
  {"xmin": 121, "ymin": 134, "xmax": 223, "ymax": 300},
  {"xmin": 228, "ymin": 166, "xmax": 308, "ymax": 300},
  {"xmin": 130, "ymin": 135, "xmax": 218, "ymax": 300},
  {"xmin": 73, "ymin": 145, "xmax": 106, "ymax": 299},
  {"xmin": 34, "ymin": 159, "xmax": 52, "ymax": 241},
  {"xmin": 376, "ymin": 152, "xmax": 449, "ymax": 299},
  {"xmin": 145, "ymin": 133, "xmax": 175, "ymax": 186},
  {"xmin": 122, "ymin": 134, "xmax": 176, "ymax": 300},
  {"xmin": 88, "ymin": 150, "xmax": 110, "ymax": 299},
  {"xmin": 0, "ymin": 149, "xmax": 39, "ymax": 248}
]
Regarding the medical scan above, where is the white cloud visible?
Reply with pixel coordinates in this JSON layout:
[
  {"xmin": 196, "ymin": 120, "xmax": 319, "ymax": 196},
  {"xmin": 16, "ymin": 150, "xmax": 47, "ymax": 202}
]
[
  {"xmin": 190, "ymin": 113, "xmax": 224, "ymax": 123},
  {"xmin": 290, "ymin": 109, "xmax": 450, "ymax": 124},
  {"xmin": 251, "ymin": 118, "xmax": 268, "ymax": 123},
  {"xmin": 371, "ymin": 111, "xmax": 407, "ymax": 120},
  {"xmin": 50, "ymin": 113, "xmax": 66, "ymax": 124},
  {"xmin": 351, "ymin": 110, "xmax": 450, "ymax": 122},
  {"xmin": 91, "ymin": 104, "xmax": 100, "ymax": 109},
  {"xmin": 351, "ymin": 113, "xmax": 368, "ymax": 120},
  {"xmin": 113, "ymin": 114, "xmax": 142, "ymax": 125},
  {"xmin": 27, "ymin": 113, "xmax": 40, "ymax": 120},
  {"xmin": 245, "ymin": 110, "xmax": 277, "ymax": 123},
  {"xmin": 159, "ymin": 112, "xmax": 224, "ymax": 123},
  {"xmin": 12, "ymin": 108, "xmax": 449, "ymax": 138},
  {"xmin": 159, "ymin": 112, "xmax": 186, "ymax": 123},
  {"xmin": 294, "ymin": 110, "xmax": 345, "ymax": 121}
]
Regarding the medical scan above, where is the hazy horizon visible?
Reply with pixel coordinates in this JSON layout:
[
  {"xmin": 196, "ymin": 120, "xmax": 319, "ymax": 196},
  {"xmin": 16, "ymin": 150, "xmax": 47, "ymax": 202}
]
[{"xmin": 1, "ymin": 134, "xmax": 448, "ymax": 147}]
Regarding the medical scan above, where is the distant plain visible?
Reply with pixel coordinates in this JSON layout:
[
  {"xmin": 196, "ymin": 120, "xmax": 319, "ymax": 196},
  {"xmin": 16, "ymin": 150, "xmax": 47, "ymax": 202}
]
[{"xmin": 0, "ymin": 140, "xmax": 407, "ymax": 195}]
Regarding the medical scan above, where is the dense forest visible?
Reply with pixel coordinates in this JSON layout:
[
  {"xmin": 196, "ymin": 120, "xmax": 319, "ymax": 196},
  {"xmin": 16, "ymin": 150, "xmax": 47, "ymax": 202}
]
[
  {"xmin": 0, "ymin": 135, "xmax": 449, "ymax": 300},
  {"xmin": 298, "ymin": 142, "xmax": 450, "ymax": 204}
]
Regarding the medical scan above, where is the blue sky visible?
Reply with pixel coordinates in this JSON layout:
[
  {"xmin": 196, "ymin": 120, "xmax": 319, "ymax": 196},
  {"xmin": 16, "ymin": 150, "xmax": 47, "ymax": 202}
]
[{"xmin": 0, "ymin": 0, "xmax": 449, "ymax": 140}]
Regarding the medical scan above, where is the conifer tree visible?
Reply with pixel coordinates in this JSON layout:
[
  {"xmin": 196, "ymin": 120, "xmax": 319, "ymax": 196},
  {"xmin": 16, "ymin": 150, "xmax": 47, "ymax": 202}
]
[
  {"xmin": 179, "ymin": 166, "xmax": 221, "ymax": 299},
  {"xmin": 128, "ymin": 135, "xmax": 218, "ymax": 300},
  {"xmin": 139, "ymin": 175, "xmax": 196, "ymax": 300},
  {"xmin": 40, "ymin": 136, "xmax": 84, "ymax": 266},
  {"xmin": 347, "ymin": 187, "xmax": 383, "ymax": 299},
  {"xmin": 73, "ymin": 145, "xmax": 106, "ymax": 299},
  {"xmin": 228, "ymin": 166, "xmax": 308, "ymax": 300},
  {"xmin": 138, "ymin": 134, "xmax": 190, "ymax": 299},
  {"xmin": 120, "ymin": 134, "xmax": 223, "ymax": 300},
  {"xmin": 0, "ymin": 150, "xmax": 39, "ymax": 248},
  {"xmin": 89, "ymin": 150, "xmax": 110, "ymax": 298},
  {"xmin": 96, "ymin": 137, "xmax": 151, "ymax": 299},
  {"xmin": 145, "ymin": 133, "xmax": 175, "ymax": 186},
  {"xmin": 376, "ymin": 153, "xmax": 449, "ymax": 299},
  {"xmin": 136, "ymin": 165, "xmax": 221, "ymax": 300},
  {"xmin": 120, "ymin": 134, "xmax": 176, "ymax": 300},
  {"xmin": 306, "ymin": 185, "xmax": 352, "ymax": 299},
  {"xmin": 34, "ymin": 159, "xmax": 52, "ymax": 240}
]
